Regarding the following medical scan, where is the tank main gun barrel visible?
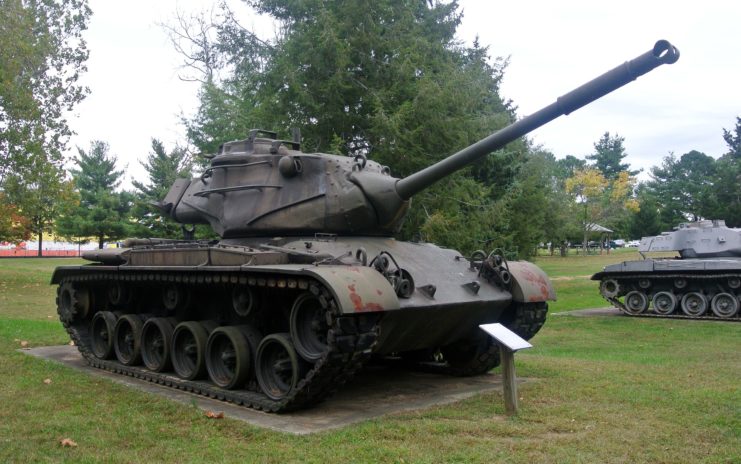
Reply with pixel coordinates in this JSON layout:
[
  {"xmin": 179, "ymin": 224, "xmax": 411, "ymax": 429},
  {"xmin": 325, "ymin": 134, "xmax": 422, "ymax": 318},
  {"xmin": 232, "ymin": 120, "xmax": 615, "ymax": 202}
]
[{"xmin": 395, "ymin": 40, "xmax": 680, "ymax": 200}]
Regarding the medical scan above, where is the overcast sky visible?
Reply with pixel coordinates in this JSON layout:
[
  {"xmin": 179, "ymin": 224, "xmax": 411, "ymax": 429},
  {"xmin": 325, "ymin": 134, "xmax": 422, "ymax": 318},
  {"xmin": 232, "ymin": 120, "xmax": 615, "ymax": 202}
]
[{"xmin": 68, "ymin": 1, "xmax": 741, "ymax": 187}]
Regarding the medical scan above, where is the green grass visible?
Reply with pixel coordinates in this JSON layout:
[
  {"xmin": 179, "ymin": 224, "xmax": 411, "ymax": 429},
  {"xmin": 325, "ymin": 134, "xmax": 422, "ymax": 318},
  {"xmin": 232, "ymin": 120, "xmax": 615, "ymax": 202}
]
[
  {"xmin": 0, "ymin": 258, "xmax": 85, "ymax": 320},
  {"xmin": 0, "ymin": 257, "xmax": 738, "ymax": 463}
]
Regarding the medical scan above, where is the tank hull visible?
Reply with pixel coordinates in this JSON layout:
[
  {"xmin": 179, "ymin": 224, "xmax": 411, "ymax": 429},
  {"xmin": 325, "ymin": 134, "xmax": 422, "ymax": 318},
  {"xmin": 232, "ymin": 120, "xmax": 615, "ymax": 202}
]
[
  {"xmin": 53, "ymin": 237, "xmax": 552, "ymax": 411},
  {"xmin": 592, "ymin": 258, "xmax": 741, "ymax": 320}
]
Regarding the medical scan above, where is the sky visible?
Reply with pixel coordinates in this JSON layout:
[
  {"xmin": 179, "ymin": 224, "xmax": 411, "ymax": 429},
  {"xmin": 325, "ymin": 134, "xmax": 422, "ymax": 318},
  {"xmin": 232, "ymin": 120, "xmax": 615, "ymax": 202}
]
[{"xmin": 68, "ymin": 1, "xmax": 741, "ymax": 188}]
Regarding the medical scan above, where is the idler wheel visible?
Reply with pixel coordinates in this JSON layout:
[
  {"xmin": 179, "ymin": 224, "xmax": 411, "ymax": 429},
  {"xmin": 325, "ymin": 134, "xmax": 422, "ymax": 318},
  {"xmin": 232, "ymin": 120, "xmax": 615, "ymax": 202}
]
[
  {"xmin": 289, "ymin": 292, "xmax": 329, "ymax": 362},
  {"xmin": 57, "ymin": 282, "xmax": 91, "ymax": 323},
  {"xmin": 600, "ymin": 279, "xmax": 620, "ymax": 298},
  {"xmin": 171, "ymin": 321, "xmax": 216, "ymax": 380},
  {"xmin": 651, "ymin": 291, "xmax": 677, "ymax": 315},
  {"xmin": 623, "ymin": 291, "xmax": 649, "ymax": 315},
  {"xmin": 114, "ymin": 314, "xmax": 144, "ymax": 365},
  {"xmin": 256, "ymin": 333, "xmax": 309, "ymax": 401},
  {"xmin": 141, "ymin": 317, "xmax": 175, "ymax": 372},
  {"xmin": 90, "ymin": 311, "xmax": 117, "ymax": 359},
  {"xmin": 681, "ymin": 292, "xmax": 708, "ymax": 317},
  {"xmin": 206, "ymin": 326, "xmax": 262, "ymax": 389},
  {"xmin": 710, "ymin": 293, "xmax": 739, "ymax": 318}
]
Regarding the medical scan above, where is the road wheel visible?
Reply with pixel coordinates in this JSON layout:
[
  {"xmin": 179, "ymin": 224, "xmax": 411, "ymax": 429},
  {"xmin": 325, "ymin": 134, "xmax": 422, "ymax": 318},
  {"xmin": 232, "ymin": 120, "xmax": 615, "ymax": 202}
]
[
  {"xmin": 114, "ymin": 314, "xmax": 144, "ymax": 365},
  {"xmin": 651, "ymin": 291, "xmax": 677, "ymax": 315},
  {"xmin": 710, "ymin": 293, "xmax": 739, "ymax": 318},
  {"xmin": 90, "ymin": 311, "xmax": 117, "ymax": 359},
  {"xmin": 256, "ymin": 333, "xmax": 308, "ymax": 401},
  {"xmin": 623, "ymin": 291, "xmax": 649, "ymax": 315},
  {"xmin": 681, "ymin": 292, "xmax": 708, "ymax": 317},
  {"xmin": 171, "ymin": 321, "xmax": 215, "ymax": 380},
  {"xmin": 141, "ymin": 317, "xmax": 175, "ymax": 372}
]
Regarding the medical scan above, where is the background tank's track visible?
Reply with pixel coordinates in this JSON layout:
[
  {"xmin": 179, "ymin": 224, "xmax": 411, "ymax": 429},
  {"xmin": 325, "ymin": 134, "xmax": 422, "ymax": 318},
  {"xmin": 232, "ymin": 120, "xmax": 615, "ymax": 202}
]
[
  {"xmin": 599, "ymin": 272, "xmax": 741, "ymax": 322},
  {"xmin": 58, "ymin": 270, "xmax": 379, "ymax": 412}
]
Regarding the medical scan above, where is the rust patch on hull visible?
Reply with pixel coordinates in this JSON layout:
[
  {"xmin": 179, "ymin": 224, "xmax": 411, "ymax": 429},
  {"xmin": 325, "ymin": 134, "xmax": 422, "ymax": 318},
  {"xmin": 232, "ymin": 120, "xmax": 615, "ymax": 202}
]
[{"xmin": 348, "ymin": 284, "xmax": 384, "ymax": 312}]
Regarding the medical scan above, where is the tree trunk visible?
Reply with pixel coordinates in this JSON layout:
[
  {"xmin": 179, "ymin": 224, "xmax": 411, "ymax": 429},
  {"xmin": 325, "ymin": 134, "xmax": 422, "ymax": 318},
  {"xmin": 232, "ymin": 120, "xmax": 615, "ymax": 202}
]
[
  {"xmin": 582, "ymin": 227, "xmax": 588, "ymax": 255},
  {"xmin": 37, "ymin": 230, "xmax": 43, "ymax": 257},
  {"xmin": 98, "ymin": 236, "xmax": 104, "ymax": 249}
]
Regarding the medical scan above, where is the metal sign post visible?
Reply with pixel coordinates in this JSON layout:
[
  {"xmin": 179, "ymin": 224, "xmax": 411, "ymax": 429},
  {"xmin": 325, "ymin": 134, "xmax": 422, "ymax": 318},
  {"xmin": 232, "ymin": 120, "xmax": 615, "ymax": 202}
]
[{"xmin": 479, "ymin": 323, "xmax": 533, "ymax": 416}]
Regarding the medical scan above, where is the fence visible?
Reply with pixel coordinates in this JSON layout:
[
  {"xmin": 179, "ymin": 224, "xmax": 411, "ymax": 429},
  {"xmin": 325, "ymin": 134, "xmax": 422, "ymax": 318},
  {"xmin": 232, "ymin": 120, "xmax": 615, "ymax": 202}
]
[{"xmin": 0, "ymin": 249, "xmax": 81, "ymax": 257}]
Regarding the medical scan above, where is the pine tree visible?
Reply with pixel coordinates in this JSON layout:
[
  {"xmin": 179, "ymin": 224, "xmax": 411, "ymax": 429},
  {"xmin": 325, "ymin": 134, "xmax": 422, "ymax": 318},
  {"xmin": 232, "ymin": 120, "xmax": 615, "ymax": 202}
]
[
  {"xmin": 56, "ymin": 141, "xmax": 133, "ymax": 248},
  {"xmin": 131, "ymin": 139, "xmax": 192, "ymax": 238},
  {"xmin": 586, "ymin": 132, "xmax": 639, "ymax": 180}
]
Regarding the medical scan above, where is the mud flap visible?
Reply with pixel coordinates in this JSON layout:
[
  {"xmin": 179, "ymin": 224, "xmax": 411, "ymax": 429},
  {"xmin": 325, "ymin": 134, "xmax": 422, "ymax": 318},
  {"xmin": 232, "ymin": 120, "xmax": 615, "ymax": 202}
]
[
  {"xmin": 507, "ymin": 261, "xmax": 557, "ymax": 303},
  {"xmin": 304, "ymin": 266, "xmax": 400, "ymax": 314}
]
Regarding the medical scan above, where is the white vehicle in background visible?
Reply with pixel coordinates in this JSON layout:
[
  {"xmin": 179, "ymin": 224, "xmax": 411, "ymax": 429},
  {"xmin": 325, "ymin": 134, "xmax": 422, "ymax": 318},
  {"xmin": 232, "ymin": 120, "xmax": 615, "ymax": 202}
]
[
  {"xmin": 627, "ymin": 240, "xmax": 641, "ymax": 247},
  {"xmin": 612, "ymin": 239, "xmax": 626, "ymax": 247}
]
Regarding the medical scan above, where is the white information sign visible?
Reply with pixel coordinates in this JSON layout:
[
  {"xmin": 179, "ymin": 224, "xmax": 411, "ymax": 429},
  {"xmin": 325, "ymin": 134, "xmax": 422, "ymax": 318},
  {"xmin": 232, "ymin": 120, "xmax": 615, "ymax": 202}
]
[{"xmin": 479, "ymin": 323, "xmax": 533, "ymax": 352}]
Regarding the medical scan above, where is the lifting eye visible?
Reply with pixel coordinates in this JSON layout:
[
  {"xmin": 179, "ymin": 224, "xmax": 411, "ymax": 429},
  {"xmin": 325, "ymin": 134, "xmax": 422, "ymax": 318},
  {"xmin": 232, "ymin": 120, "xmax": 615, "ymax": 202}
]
[{"xmin": 278, "ymin": 156, "xmax": 303, "ymax": 177}]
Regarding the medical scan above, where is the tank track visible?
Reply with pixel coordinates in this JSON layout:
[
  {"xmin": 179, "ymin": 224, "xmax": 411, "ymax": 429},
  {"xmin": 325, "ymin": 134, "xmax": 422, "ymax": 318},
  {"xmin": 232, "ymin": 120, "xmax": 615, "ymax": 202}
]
[
  {"xmin": 599, "ymin": 272, "xmax": 741, "ymax": 322},
  {"xmin": 57, "ymin": 270, "xmax": 379, "ymax": 412},
  {"xmin": 500, "ymin": 302, "xmax": 549, "ymax": 340}
]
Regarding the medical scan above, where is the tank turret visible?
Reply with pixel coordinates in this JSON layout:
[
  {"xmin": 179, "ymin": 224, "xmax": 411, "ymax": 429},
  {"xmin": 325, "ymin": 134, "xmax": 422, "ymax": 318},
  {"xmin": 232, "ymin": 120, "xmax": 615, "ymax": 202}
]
[
  {"xmin": 160, "ymin": 40, "xmax": 679, "ymax": 238},
  {"xmin": 638, "ymin": 220, "xmax": 741, "ymax": 258}
]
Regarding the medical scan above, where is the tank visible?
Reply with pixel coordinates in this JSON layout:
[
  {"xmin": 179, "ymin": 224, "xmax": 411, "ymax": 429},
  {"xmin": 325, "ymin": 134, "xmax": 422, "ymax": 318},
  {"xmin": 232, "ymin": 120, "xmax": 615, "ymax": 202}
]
[
  {"xmin": 592, "ymin": 220, "xmax": 741, "ymax": 320},
  {"xmin": 52, "ymin": 40, "xmax": 679, "ymax": 412}
]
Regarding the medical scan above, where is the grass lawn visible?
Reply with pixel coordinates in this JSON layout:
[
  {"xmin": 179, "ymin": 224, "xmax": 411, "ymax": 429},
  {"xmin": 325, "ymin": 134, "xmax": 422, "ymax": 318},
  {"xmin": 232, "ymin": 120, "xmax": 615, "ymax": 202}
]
[{"xmin": 0, "ymin": 256, "xmax": 738, "ymax": 463}]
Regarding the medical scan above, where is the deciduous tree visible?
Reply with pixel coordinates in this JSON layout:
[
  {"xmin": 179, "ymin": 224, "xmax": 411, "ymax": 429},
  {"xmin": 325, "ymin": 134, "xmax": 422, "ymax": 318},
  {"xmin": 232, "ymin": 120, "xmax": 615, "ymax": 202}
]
[
  {"xmin": 0, "ymin": 0, "xmax": 90, "ymax": 184},
  {"xmin": 565, "ymin": 168, "xmax": 638, "ymax": 252},
  {"xmin": 2, "ymin": 154, "xmax": 77, "ymax": 254},
  {"xmin": 0, "ymin": 193, "xmax": 30, "ymax": 243}
]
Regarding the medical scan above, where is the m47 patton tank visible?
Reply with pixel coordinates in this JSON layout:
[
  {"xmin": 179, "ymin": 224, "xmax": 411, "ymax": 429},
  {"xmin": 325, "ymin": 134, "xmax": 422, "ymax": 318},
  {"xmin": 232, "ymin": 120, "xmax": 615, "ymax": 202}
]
[
  {"xmin": 593, "ymin": 220, "xmax": 741, "ymax": 321},
  {"xmin": 53, "ymin": 41, "xmax": 679, "ymax": 412}
]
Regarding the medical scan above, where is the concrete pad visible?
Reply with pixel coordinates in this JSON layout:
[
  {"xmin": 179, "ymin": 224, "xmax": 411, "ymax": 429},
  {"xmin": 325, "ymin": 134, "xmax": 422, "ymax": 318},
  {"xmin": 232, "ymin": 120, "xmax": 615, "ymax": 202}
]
[{"xmin": 24, "ymin": 345, "xmax": 519, "ymax": 435}]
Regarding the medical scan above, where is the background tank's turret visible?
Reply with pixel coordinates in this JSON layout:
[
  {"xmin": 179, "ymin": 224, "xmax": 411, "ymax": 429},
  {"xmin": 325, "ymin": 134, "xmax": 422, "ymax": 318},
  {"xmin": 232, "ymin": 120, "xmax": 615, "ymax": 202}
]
[
  {"xmin": 638, "ymin": 220, "xmax": 741, "ymax": 258},
  {"xmin": 160, "ymin": 40, "xmax": 679, "ymax": 239}
]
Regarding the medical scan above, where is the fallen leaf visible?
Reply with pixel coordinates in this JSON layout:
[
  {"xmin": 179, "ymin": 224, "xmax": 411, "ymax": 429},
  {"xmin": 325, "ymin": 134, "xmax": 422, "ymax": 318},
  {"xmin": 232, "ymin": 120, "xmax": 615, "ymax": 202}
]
[
  {"xmin": 205, "ymin": 411, "xmax": 224, "ymax": 419},
  {"xmin": 68, "ymin": 341, "xmax": 75, "ymax": 346},
  {"xmin": 43, "ymin": 378, "xmax": 52, "ymax": 385},
  {"xmin": 20, "ymin": 341, "xmax": 29, "ymax": 348},
  {"xmin": 60, "ymin": 438, "xmax": 77, "ymax": 447}
]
